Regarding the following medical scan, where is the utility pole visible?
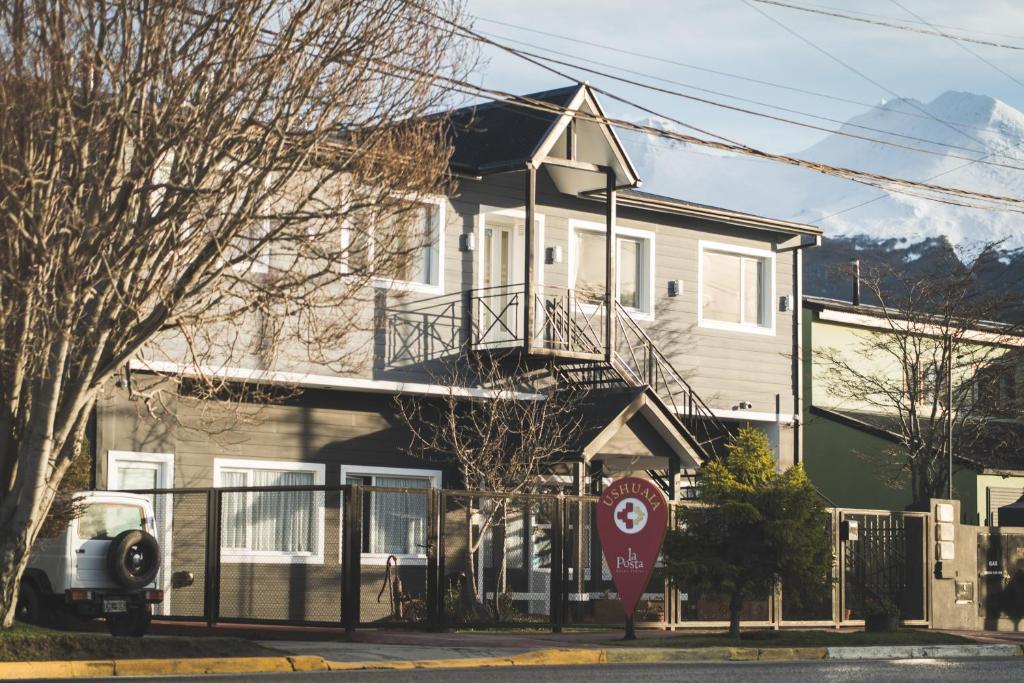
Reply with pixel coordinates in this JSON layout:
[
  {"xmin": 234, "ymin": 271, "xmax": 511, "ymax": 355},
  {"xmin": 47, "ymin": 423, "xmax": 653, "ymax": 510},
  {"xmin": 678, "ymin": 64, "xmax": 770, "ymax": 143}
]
[{"xmin": 947, "ymin": 334, "xmax": 954, "ymax": 500}]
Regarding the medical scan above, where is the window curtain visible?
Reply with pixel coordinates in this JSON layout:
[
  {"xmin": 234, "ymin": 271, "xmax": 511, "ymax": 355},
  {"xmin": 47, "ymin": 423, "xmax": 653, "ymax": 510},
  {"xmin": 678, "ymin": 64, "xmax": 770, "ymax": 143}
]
[
  {"xmin": 251, "ymin": 470, "xmax": 315, "ymax": 553},
  {"xmin": 220, "ymin": 471, "xmax": 248, "ymax": 550},
  {"xmin": 371, "ymin": 477, "xmax": 430, "ymax": 555}
]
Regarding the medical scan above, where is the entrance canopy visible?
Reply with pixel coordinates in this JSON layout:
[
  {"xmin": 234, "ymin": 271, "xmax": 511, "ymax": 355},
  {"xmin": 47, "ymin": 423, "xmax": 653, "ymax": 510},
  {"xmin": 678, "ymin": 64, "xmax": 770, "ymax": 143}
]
[{"xmin": 445, "ymin": 84, "xmax": 640, "ymax": 193}]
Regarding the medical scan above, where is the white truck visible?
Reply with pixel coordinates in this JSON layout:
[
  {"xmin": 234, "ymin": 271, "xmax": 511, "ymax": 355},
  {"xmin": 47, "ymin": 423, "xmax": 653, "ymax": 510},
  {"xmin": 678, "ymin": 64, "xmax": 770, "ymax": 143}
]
[{"xmin": 18, "ymin": 491, "xmax": 164, "ymax": 636}]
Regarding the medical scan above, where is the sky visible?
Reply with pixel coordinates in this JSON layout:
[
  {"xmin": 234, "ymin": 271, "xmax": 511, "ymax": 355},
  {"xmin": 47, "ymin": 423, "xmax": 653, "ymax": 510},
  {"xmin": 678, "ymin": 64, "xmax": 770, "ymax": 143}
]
[{"xmin": 460, "ymin": 0, "xmax": 1024, "ymax": 154}]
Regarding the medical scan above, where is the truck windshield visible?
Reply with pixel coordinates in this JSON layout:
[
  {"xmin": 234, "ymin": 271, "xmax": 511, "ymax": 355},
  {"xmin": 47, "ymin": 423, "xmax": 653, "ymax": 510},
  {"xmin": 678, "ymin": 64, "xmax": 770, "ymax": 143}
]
[{"xmin": 77, "ymin": 503, "xmax": 145, "ymax": 540}]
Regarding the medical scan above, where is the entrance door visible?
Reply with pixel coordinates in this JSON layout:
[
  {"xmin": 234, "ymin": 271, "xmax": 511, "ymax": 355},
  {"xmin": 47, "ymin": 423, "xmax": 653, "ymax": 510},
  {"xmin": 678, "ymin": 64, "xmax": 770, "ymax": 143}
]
[
  {"xmin": 107, "ymin": 451, "xmax": 174, "ymax": 615},
  {"xmin": 480, "ymin": 215, "xmax": 523, "ymax": 345}
]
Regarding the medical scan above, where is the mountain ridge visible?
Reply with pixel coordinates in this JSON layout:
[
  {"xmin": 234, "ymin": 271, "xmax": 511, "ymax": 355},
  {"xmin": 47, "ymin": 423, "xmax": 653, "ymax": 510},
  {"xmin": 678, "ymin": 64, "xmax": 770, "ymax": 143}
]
[{"xmin": 621, "ymin": 90, "xmax": 1024, "ymax": 314}]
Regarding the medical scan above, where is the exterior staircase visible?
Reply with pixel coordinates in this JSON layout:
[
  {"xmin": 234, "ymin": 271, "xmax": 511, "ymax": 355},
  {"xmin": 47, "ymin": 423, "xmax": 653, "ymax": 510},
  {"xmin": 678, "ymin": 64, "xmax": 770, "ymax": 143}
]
[
  {"xmin": 549, "ymin": 301, "xmax": 732, "ymax": 496},
  {"xmin": 384, "ymin": 283, "xmax": 732, "ymax": 497}
]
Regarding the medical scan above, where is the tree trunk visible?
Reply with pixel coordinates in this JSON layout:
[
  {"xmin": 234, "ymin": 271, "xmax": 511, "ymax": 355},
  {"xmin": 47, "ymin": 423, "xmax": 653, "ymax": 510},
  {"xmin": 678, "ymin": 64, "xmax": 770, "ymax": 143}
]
[
  {"xmin": 0, "ymin": 517, "xmax": 37, "ymax": 628},
  {"xmin": 728, "ymin": 589, "xmax": 744, "ymax": 640},
  {"xmin": 463, "ymin": 504, "xmax": 478, "ymax": 608}
]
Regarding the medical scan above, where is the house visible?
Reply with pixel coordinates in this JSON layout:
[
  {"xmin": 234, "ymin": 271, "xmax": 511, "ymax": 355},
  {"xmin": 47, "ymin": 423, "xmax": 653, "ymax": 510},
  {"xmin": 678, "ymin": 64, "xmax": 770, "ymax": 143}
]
[
  {"xmin": 802, "ymin": 295, "xmax": 1024, "ymax": 524},
  {"xmin": 89, "ymin": 84, "xmax": 821, "ymax": 622}
]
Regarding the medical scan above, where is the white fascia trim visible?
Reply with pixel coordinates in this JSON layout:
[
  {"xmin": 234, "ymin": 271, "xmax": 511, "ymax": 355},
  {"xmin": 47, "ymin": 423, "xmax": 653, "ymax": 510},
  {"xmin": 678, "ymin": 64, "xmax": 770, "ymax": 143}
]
[
  {"xmin": 818, "ymin": 308, "xmax": 1024, "ymax": 348},
  {"xmin": 128, "ymin": 359, "xmax": 545, "ymax": 401},
  {"xmin": 697, "ymin": 240, "xmax": 776, "ymax": 337},
  {"xmin": 709, "ymin": 408, "xmax": 796, "ymax": 424},
  {"xmin": 568, "ymin": 218, "xmax": 656, "ymax": 320}
]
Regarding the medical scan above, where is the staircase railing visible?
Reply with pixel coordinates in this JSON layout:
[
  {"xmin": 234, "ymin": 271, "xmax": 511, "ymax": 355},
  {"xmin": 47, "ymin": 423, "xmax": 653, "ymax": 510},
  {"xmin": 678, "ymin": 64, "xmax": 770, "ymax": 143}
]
[
  {"xmin": 613, "ymin": 301, "xmax": 732, "ymax": 459},
  {"xmin": 533, "ymin": 285, "xmax": 606, "ymax": 356}
]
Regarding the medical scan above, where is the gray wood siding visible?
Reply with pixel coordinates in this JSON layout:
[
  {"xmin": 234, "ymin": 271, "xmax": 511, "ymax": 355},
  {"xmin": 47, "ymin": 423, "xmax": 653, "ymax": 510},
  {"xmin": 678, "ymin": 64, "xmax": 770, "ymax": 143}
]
[
  {"xmin": 96, "ymin": 387, "xmax": 438, "ymax": 489},
  {"xmin": 130, "ymin": 167, "xmax": 800, "ymax": 425}
]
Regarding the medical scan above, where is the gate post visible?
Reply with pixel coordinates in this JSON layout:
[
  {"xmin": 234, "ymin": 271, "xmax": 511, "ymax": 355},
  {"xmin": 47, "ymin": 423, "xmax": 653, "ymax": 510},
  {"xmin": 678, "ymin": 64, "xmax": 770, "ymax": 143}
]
[
  {"xmin": 203, "ymin": 489, "xmax": 221, "ymax": 628},
  {"xmin": 550, "ymin": 496, "xmax": 565, "ymax": 633},
  {"xmin": 426, "ymin": 488, "xmax": 442, "ymax": 629},
  {"xmin": 342, "ymin": 484, "xmax": 362, "ymax": 637}
]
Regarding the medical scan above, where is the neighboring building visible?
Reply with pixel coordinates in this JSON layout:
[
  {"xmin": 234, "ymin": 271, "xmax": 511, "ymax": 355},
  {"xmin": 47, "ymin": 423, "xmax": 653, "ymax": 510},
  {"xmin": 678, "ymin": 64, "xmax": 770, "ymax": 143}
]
[
  {"xmin": 803, "ymin": 295, "xmax": 1024, "ymax": 524},
  {"xmin": 89, "ymin": 84, "xmax": 821, "ymax": 619}
]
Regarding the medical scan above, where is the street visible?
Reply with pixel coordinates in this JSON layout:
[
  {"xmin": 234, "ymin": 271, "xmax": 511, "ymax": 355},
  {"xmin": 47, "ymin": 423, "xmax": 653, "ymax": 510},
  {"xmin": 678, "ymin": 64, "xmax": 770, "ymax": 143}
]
[{"xmin": 73, "ymin": 658, "xmax": 1024, "ymax": 682}]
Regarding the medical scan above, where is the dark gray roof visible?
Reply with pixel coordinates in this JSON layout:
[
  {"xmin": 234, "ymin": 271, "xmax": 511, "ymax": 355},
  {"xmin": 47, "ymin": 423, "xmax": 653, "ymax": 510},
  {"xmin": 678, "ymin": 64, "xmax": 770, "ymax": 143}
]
[
  {"xmin": 804, "ymin": 295, "xmax": 1019, "ymax": 334},
  {"xmin": 444, "ymin": 85, "xmax": 581, "ymax": 175}
]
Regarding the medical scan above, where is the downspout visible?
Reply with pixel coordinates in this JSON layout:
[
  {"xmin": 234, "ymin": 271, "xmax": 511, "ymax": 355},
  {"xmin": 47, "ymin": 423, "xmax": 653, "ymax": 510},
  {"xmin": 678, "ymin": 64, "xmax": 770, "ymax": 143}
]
[{"xmin": 794, "ymin": 247, "xmax": 803, "ymax": 466}]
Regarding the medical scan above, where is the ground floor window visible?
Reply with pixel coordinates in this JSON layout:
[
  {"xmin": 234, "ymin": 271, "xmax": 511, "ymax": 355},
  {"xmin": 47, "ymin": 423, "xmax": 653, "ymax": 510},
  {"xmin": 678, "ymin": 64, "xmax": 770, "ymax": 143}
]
[
  {"xmin": 341, "ymin": 465, "xmax": 441, "ymax": 563},
  {"xmin": 213, "ymin": 458, "xmax": 326, "ymax": 564}
]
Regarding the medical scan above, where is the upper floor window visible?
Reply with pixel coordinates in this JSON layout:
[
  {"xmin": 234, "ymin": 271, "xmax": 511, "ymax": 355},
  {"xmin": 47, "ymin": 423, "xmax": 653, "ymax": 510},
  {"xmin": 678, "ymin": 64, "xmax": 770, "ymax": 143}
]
[
  {"xmin": 973, "ymin": 362, "xmax": 1019, "ymax": 417},
  {"xmin": 570, "ymin": 221, "xmax": 654, "ymax": 318},
  {"xmin": 346, "ymin": 198, "xmax": 444, "ymax": 294},
  {"xmin": 699, "ymin": 241, "xmax": 774, "ymax": 335},
  {"xmin": 232, "ymin": 219, "xmax": 271, "ymax": 274}
]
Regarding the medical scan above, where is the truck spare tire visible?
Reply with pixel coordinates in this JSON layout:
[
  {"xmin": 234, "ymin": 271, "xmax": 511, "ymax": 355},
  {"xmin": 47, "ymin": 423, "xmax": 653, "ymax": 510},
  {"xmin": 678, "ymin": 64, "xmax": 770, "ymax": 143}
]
[{"xmin": 106, "ymin": 529, "xmax": 161, "ymax": 589}]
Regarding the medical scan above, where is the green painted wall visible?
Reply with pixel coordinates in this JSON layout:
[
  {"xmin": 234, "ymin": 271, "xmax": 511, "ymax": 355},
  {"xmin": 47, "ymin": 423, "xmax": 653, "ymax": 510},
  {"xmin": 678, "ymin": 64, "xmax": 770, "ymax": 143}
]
[{"xmin": 803, "ymin": 410, "xmax": 912, "ymax": 510}]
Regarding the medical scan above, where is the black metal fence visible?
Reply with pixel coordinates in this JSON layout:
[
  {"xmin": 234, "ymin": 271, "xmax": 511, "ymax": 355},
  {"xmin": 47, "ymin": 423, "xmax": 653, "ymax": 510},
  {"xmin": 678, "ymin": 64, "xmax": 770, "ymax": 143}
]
[{"xmin": 127, "ymin": 484, "xmax": 929, "ymax": 631}]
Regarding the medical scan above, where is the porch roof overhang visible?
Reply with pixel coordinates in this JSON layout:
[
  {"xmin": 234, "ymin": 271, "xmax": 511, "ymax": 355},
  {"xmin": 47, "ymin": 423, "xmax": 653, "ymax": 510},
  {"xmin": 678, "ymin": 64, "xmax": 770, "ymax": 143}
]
[
  {"xmin": 445, "ymin": 83, "xmax": 640, "ymax": 193},
  {"xmin": 569, "ymin": 388, "xmax": 703, "ymax": 469}
]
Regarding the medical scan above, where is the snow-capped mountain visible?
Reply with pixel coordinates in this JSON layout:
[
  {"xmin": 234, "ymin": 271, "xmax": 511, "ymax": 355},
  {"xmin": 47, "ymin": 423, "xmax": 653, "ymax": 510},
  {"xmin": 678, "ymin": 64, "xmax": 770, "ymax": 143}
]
[{"xmin": 621, "ymin": 91, "xmax": 1024, "ymax": 307}]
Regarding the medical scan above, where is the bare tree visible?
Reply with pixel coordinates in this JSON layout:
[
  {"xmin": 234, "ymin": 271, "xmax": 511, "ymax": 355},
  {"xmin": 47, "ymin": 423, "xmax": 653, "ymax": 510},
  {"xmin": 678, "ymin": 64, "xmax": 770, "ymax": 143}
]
[
  {"xmin": 817, "ymin": 245, "xmax": 1024, "ymax": 505},
  {"xmin": 397, "ymin": 354, "xmax": 587, "ymax": 612},
  {"xmin": 0, "ymin": 0, "xmax": 472, "ymax": 627}
]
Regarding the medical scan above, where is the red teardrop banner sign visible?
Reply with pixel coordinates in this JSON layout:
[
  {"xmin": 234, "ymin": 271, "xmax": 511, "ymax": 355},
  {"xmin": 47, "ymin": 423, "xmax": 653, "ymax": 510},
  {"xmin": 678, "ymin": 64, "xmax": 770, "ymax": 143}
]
[{"xmin": 596, "ymin": 476, "xmax": 669, "ymax": 619}]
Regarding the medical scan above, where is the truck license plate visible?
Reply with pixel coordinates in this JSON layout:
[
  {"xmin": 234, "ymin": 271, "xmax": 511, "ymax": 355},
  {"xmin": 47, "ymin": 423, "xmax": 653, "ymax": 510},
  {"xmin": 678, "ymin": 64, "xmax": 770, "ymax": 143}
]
[{"xmin": 103, "ymin": 599, "xmax": 127, "ymax": 613}]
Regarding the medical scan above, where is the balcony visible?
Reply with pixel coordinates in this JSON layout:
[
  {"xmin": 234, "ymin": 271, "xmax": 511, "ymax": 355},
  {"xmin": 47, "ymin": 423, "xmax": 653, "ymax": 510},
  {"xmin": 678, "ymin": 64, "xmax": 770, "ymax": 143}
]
[
  {"xmin": 384, "ymin": 283, "xmax": 731, "ymax": 461},
  {"xmin": 384, "ymin": 283, "xmax": 610, "ymax": 367}
]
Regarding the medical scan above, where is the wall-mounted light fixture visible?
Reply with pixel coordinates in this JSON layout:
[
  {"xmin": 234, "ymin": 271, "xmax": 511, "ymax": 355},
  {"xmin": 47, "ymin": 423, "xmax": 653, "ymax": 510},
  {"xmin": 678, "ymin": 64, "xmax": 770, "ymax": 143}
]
[
  {"xmin": 545, "ymin": 245, "xmax": 562, "ymax": 264},
  {"xmin": 459, "ymin": 233, "xmax": 475, "ymax": 252},
  {"xmin": 779, "ymin": 295, "xmax": 792, "ymax": 312},
  {"xmin": 668, "ymin": 280, "xmax": 682, "ymax": 297}
]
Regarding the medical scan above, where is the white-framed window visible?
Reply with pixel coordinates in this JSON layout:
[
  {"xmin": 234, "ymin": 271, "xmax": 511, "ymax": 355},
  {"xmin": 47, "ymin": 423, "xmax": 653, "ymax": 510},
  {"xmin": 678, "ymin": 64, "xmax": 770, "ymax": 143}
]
[
  {"xmin": 345, "ymin": 197, "xmax": 445, "ymax": 294},
  {"xmin": 213, "ymin": 458, "xmax": 326, "ymax": 565},
  {"xmin": 698, "ymin": 241, "xmax": 775, "ymax": 335},
  {"xmin": 340, "ymin": 465, "xmax": 441, "ymax": 565},
  {"xmin": 569, "ymin": 220, "xmax": 655, "ymax": 319},
  {"xmin": 231, "ymin": 219, "xmax": 272, "ymax": 274}
]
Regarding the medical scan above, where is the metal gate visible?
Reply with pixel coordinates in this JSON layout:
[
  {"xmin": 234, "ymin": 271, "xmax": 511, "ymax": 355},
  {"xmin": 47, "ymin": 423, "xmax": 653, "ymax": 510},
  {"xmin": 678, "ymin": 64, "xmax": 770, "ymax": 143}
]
[{"xmin": 839, "ymin": 510, "xmax": 928, "ymax": 624}]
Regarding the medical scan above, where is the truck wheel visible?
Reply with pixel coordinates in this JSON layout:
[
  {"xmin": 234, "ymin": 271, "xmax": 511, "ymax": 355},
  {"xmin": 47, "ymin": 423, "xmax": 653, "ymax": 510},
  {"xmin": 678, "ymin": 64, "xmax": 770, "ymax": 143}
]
[
  {"xmin": 106, "ymin": 529, "xmax": 161, "ymax": 588},
  {"xmin": 107, "ymin": 607, "xmax": 151, "ymax": 637},
  {"xmin": 15, "ymin": 583, "xmax": 41, "ymax": 625}
]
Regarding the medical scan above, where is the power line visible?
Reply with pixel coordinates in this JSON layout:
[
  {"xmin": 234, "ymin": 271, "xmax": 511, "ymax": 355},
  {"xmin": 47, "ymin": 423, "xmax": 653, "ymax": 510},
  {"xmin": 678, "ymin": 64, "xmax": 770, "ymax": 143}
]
[
  {"xmin": 480, "ymin": 29, "xmax": 1022, "ymax": 162},
  {"xmin": 888, "ymin": 0, "xmax": 1024, "ymax": 90},
  {"xmin": 751, "ymin": 0, "xmax": 1024, "ymax": 50},
  {"xmin": 790, "ymin": 0, "xmax": 1024, "ymax": 41},
  {"xmin": 392, "ymin": 46, "xmax": 1024, "ymax": 212},
  {"xmin": 472, "ymin": 30, "xmax": 1024, "ymax": 173},
  {"xmin": 182, "ymin": 3, "xmax": 1024, "ymax": 215},
  {"xmin": 811, "ymin": 1, "xmax": 1024, "ymax": 224},
  {"xmin": 473, "ymin": 15, "xmax": 997, "ymax": 133},
  {"xmin": 741, "ymin": 0, "xmax": 990, "ymax": 153}
]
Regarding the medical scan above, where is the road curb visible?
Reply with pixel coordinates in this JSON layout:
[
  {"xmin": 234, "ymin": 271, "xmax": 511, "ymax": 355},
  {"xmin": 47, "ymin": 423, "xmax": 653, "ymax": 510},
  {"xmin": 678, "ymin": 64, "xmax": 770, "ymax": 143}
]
[
  {"xmin": 825, "ymin": 644, "xmax": 1024, "ymax": 660},
  {"xmin": 0, "ymin": 655, "xmax": 328, "ymax": 679},
  {"xmin": 325, "ymin": 642, "xmax": 1024, "ymax": 670},
  {"xmin": 1, "ymin": 643, "xmax": 1020, "ymax": 677}
]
